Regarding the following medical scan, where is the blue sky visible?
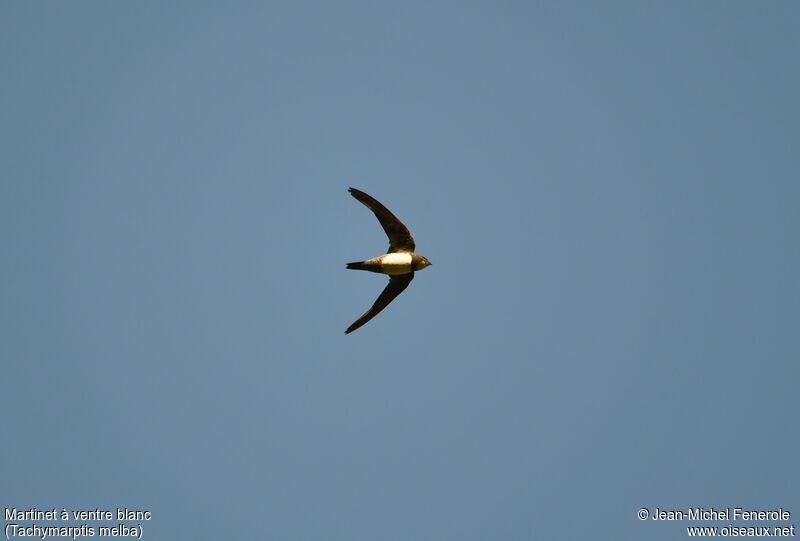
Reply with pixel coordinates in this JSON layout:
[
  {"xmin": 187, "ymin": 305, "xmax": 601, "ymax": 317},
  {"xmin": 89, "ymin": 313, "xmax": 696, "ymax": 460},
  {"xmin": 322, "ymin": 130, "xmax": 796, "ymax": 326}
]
[{"xmin": 2, "ymin": 2, "xmax": 798, "ymax": 539}]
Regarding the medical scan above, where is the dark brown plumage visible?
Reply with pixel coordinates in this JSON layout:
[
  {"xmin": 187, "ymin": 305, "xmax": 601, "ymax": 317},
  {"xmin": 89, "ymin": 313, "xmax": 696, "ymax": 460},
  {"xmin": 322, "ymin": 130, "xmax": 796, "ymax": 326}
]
[
  {"xmin": 345, "ymin": 187, "xmax": 431, "ymax": 334},
  {"xmin": 345, "ymin": 273, "xmax": 414, "ymax": 334},
  {"xmin": 348, "ymin": 187, "xmax": 415, "ymax": 253}
]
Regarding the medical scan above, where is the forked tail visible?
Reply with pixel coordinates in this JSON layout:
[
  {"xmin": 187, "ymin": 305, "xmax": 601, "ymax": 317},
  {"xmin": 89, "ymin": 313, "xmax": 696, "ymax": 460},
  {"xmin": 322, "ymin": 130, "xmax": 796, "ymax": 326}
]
[{"xmin": 346, "ymin": 261, "xmax": 369, "ymax": 271}]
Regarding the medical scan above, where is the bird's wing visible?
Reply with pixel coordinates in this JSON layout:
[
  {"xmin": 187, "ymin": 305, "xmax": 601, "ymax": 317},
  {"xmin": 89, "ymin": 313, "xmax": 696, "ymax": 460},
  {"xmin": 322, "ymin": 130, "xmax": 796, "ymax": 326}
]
[
  {"xmin": 345, "ymin": 273, "xmax": 414, "ymax": 334},
  {"xmin": 349, "ymin": 187, "xmax": 415, "ymax": 253}
]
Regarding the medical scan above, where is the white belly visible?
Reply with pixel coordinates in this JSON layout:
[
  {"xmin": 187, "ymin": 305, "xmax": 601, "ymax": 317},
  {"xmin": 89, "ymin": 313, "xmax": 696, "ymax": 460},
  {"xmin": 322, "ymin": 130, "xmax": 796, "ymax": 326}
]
[{"xmin": 380, "ymin": 252, "xmax": 413, "ymax": 275}]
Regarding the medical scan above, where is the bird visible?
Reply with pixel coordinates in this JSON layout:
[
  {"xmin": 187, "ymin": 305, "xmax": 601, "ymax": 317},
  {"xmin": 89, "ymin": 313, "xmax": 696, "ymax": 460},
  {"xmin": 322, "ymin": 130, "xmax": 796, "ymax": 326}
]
[{"xmin": 345, "ymin": 187, "xmax": 432, "ymax": 334}]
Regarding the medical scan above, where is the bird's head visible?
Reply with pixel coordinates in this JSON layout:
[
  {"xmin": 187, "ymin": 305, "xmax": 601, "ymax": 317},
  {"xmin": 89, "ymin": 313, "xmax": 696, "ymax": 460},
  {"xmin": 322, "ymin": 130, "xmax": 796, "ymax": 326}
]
[{"xmin": 414, "ymin": 255, "xmax": 432, "ymax": 271}]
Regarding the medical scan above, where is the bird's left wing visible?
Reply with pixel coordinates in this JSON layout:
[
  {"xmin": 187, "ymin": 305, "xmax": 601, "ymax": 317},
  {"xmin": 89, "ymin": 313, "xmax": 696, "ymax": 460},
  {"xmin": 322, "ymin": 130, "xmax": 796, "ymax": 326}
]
[{"xmin": 345, "ymin": 273, "xmax": 414, "ymax": 334}]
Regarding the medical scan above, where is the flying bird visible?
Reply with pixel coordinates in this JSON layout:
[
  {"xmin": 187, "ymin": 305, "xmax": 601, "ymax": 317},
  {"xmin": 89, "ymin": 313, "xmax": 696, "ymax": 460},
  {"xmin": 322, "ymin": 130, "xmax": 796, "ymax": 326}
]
[{"xmin": 345, "ymin": 187, "xmax": 432, "ymax": 334}]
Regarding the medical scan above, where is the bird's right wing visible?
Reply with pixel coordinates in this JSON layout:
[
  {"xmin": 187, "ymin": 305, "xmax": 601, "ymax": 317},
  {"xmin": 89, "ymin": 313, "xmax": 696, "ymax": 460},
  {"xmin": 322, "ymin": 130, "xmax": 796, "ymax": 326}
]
[
  {"xmin": 348, "ymin": 187, "xmax": 415, "ymax": 253},
  {"xmin": 345, "ymin": 273, "xmax": 414, "ymax": 334}
]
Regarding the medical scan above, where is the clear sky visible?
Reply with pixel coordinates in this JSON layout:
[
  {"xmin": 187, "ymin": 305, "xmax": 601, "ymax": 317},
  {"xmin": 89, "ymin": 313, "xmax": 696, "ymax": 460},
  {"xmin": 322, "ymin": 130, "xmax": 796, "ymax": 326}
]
[{"xmin": 2, "ymin": 2, "xmax": 798, "ymax": 539}]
